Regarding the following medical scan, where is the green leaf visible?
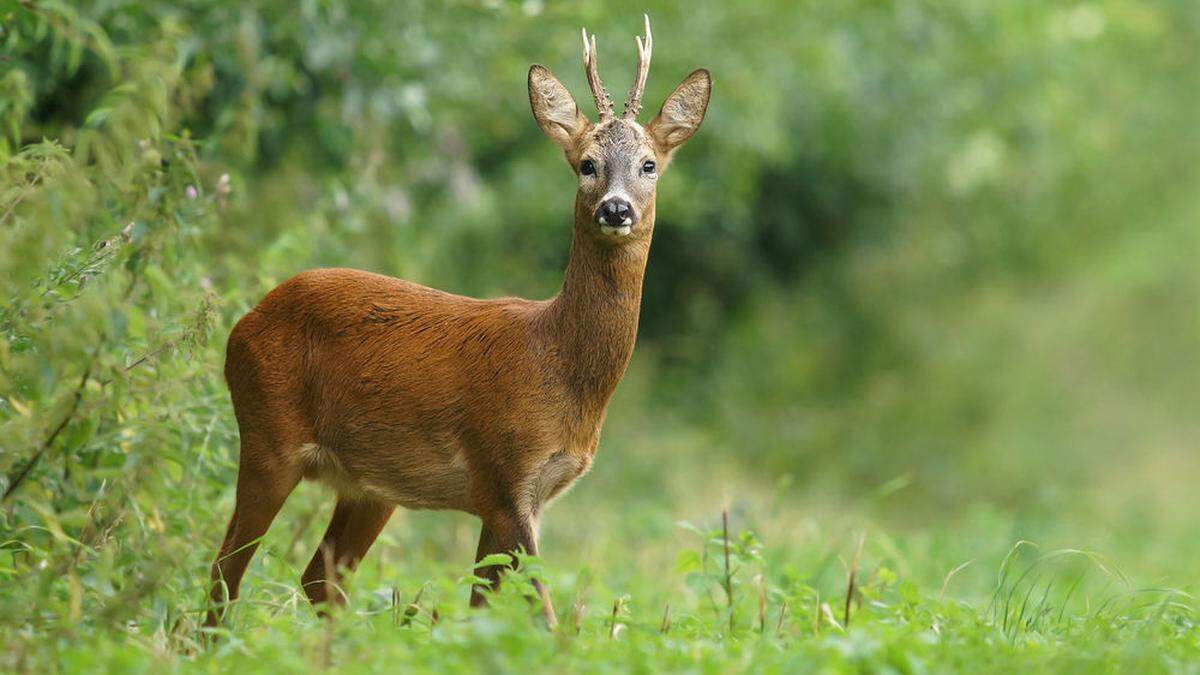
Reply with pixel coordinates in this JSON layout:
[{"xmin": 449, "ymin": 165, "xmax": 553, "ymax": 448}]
[{"xmin": 474, "ymin": 553, "xmax": 513, "ymax": 569}]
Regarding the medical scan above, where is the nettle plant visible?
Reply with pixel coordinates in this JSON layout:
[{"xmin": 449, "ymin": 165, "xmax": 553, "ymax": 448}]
[{"xmin": 1, "ymin": 7, "xmax": 238, "ymax": 638}]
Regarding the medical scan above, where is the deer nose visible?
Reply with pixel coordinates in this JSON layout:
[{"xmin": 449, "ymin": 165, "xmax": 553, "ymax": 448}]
[{"xmin": 596, "ymin": 199, "xmax": 634, "ymax": 227}]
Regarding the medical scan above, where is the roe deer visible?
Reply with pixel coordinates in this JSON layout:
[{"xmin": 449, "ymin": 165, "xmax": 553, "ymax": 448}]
[{"xmin": 206, "ymin": 15, "xmax": 710, "ymax": 630}]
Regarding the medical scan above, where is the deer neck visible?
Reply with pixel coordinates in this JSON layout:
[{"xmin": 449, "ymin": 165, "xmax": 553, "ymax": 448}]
[{"xmin": 544, "ymin": 201, "xmax": 655, "ymax": 411}]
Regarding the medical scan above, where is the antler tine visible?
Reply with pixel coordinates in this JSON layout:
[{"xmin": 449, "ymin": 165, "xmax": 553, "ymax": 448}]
[
  {"xmin": 623, "ymin": 14, "xmax": 653, "ymax": 119},
  {"xmin": 582, "ymin": 27, "xmax": 615, "ymax": 121}
]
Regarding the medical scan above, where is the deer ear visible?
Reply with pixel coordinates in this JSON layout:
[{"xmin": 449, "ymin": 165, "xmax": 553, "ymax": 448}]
[
  {"xmin": 647, "ymin": 69, "xmax": 711, "ymax": 154},
  {"xmin": 529, "ymin": 65, "xmax": 589, "ymax": 151}
]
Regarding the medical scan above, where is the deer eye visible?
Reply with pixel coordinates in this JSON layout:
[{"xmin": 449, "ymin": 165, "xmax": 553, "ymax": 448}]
[
  {"xmin": 642, "ymin": 160, "xmax": 657, "ymax": 174},
  {"xmin": 580, "ymin": 159, "xmax": 596, "ymax": 176}
]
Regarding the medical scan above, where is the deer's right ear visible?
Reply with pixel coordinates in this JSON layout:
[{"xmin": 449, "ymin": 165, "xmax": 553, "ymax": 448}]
[{"xmin": 529, "ymin": 65, "xmax": 589, "ymax": 151}]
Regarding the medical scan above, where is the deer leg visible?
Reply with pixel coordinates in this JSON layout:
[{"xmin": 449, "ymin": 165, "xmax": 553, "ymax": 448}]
[
  {"xmin": 300, "ymin": 497, "xmax": 353, "ymax": 608},
  {"xmin": 470, "ymin": 511, "xmax": 558, "ymax": 629},
  {"xmin": 301, "ymin": 497, "xmax": 393, "ymax": 610},
  {"xmin": 206, "ymin": 444, "xmax": 301, "ymax": 627}
]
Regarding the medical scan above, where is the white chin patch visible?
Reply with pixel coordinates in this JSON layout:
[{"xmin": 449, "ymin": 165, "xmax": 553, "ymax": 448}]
[
  {"xmin": 599, "ymin": 216, "xmax": 634, "ymax": 237},
  {"xmin": 600, "ymin": 224, "xmax": 633, "ymax": 237}
]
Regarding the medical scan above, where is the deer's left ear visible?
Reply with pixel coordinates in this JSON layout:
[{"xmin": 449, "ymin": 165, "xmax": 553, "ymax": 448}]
[
  {"xmin": 647, "ymin": 69, "xmax": 711, "ymax": 154},
  {"xmin": 529, "ymin": 64, "xmax": 590, "ymax": 151}
]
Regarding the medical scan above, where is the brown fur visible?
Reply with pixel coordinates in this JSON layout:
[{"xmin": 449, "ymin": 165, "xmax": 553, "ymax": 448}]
[{"xmin": 206, "ymin": 30, "xmax": 711, "ymax": 631}]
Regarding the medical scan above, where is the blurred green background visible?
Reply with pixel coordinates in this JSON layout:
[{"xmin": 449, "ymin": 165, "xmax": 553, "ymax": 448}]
[{"xmin": 2, "ymin": 0, "xmax": 1199, "ymax": 666}]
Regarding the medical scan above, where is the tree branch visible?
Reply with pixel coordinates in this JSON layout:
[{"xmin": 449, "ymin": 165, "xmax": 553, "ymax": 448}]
[{"xmin": 2, "ymin": 362, "xmax": 94, "ymax": 502}]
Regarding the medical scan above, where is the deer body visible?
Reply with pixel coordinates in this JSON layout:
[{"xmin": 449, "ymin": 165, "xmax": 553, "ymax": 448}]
[
  {"xmin": 207, "ymin": 16, "xmax": 709, "ymax": 630},
  {"xmin": 227, "ymin": 220, "xmax": 650, "ymax": 515}
]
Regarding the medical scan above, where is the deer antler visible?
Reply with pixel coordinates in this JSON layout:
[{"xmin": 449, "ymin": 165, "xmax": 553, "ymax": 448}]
[
  {"xmin": 582, "ymin": 28, "xmax": 615, "ymax": 122},
  {"xmin": 623, "ymin": 14, "xmax": 653, "ymax": 120}
]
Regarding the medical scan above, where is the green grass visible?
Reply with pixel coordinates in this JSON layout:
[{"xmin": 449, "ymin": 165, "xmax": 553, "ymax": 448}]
[{"xmin": 5, "ymin": 454, "xmax": 1199, "ymax": 673}]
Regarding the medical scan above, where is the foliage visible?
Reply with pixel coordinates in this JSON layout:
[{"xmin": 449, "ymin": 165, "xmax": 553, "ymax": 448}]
[{"xmin": 1, "ymin": 0, "xmax": 1198, "ymax": 671}]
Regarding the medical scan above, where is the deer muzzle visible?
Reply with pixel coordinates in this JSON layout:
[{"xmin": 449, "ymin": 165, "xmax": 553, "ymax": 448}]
[{"xmin": 595, "ymin": 197, "xmax": 636, "ymax": 237}]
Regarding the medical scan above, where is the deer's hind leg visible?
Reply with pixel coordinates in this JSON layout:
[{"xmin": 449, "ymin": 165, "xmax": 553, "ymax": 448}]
[
  {"xmin": 205, "ymin": 431, "xmax": 304, "ymax": 627},
  {"xmin": 301, "ymin": 496, "xmax": 394, "ymax": 610}
]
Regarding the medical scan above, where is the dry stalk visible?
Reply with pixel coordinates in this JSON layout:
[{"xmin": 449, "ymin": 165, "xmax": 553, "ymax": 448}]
[
  {"xmin": 844, "ymin": 533, "xmax": 866, "ymax": 627},
  {"xmin": 722, "ymin": 507, "xmax": 733, "ymax": 633}
]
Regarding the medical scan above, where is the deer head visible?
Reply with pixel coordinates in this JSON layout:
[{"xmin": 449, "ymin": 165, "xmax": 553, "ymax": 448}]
[{"xmin": 528, "ymin": 16, "xmax": 711, "ymax": 242}]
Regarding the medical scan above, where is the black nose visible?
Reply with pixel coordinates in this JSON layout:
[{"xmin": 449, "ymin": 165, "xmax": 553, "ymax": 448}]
[{"xmin": 596, "ymin": 199, "xmax": 634, "ymax": 227}]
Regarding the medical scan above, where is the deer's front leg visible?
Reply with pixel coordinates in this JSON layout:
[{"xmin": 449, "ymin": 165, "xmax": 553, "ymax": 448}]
[{"xmin": 470, "ymin": 510, "xmax": 558, "ymax": 629}]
